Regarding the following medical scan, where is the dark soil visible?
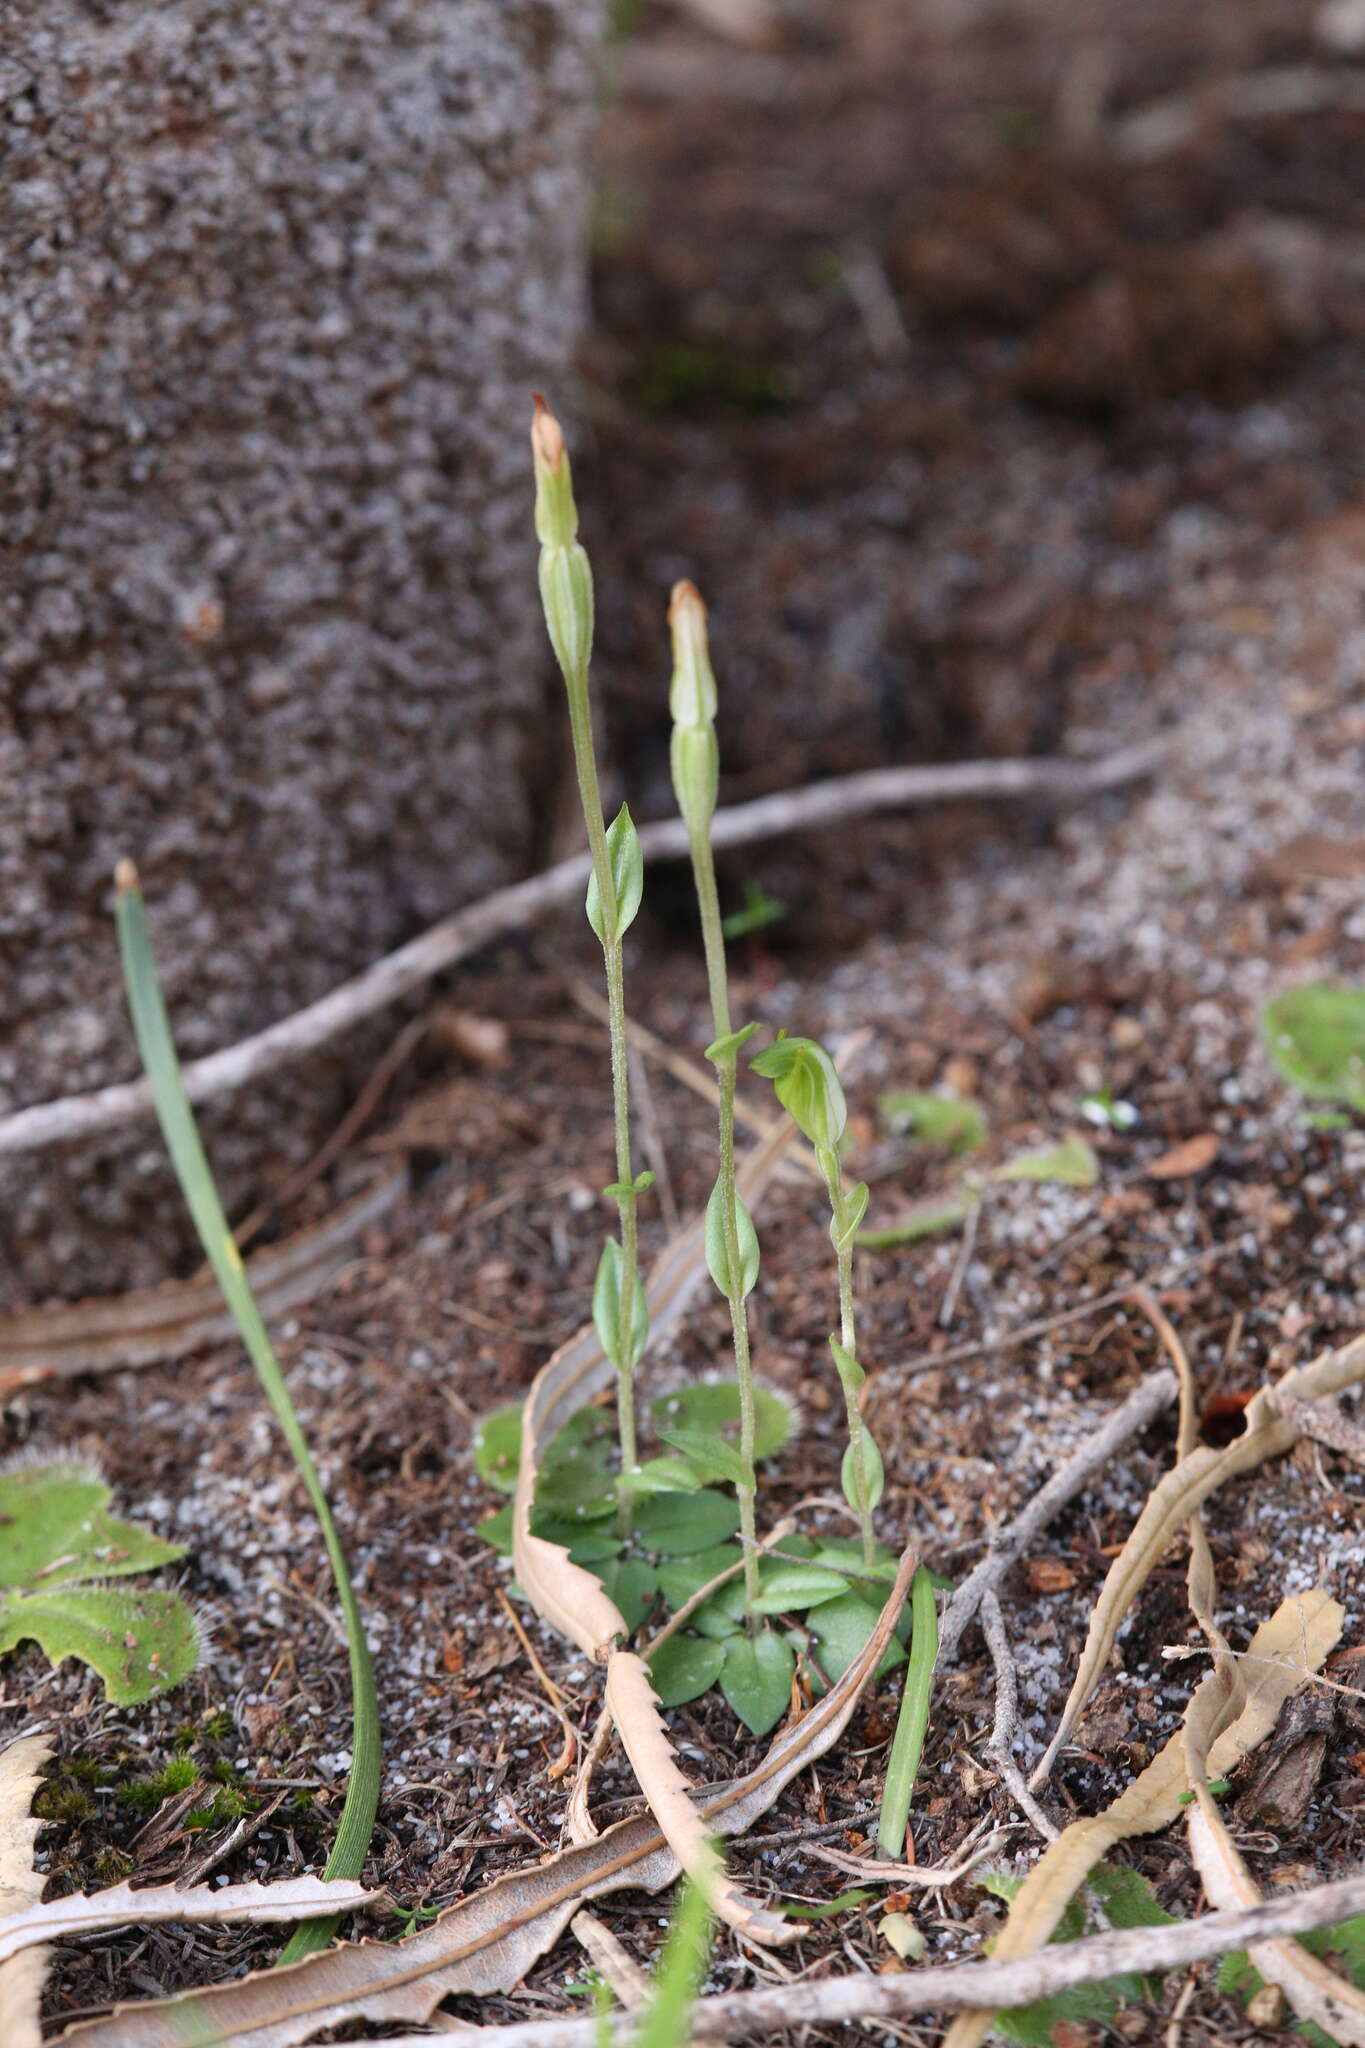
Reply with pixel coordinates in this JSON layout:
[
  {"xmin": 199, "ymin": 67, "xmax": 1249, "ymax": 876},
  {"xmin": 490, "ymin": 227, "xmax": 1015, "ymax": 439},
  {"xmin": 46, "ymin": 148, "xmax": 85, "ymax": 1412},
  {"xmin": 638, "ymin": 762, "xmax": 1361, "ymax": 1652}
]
[{"xmin": 5, "ymin": 1, "xmax": 1365, "ymax": 2041}]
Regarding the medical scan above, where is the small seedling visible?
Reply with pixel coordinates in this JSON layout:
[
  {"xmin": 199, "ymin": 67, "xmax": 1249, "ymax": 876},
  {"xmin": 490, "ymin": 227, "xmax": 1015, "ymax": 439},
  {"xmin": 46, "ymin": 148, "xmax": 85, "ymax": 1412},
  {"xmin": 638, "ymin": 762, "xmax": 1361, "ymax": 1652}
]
[
  {"xmin": 979, "ymin": 1862, "xmax": 1177, "ymax": 2046},
  {"xmin": 721, "ymin": 882, "xmax": 787, "ymax": 942},
  {"xmin": 879, "ymin": 1090, "xmax": 987, "ymax": 1154},
  {"xmin": 0, "ymin": 1459, "xmax": 202, "ymax": 1706},
  {"xmin": 1219, "ymin": 1913, "xmax": 1365, "ymax": 2047}
]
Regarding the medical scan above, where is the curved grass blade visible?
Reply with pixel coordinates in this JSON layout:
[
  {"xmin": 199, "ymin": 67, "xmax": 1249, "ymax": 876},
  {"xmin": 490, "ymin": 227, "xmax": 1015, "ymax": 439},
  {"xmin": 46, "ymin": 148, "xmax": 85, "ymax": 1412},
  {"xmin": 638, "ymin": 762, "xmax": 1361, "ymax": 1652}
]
[
  {"xmin": 877, "ymin": 1562, "xmax": 936, "ymax": 1859},
  {"xmin": 115, "ymin": 866, "xmax": 380, "ymax": 1963}
]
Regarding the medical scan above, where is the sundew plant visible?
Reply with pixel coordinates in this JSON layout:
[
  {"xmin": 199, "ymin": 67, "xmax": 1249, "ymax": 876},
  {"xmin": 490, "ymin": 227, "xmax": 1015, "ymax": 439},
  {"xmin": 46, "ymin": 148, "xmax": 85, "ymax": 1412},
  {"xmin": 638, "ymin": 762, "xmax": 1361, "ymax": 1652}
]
[{"xmin": 474, "ymin": 402, "xmax": 932, "ymax": 1753}]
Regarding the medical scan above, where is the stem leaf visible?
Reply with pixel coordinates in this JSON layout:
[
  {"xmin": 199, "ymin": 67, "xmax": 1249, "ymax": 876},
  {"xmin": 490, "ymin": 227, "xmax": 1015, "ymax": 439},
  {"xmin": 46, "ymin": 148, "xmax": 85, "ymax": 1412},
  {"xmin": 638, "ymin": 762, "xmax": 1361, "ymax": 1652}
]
[
  {"xmin": 585, "ymin": 804, "xmax": 644, "ymax": 944},
  {"xmin": 842, "ymin": 1429, "xmax": 885, "ymax": 1517},
  {"xmin": 593, "ymin": 1237, "xmax": 650, "ymax": 1371},
  {"xmin": 703, "ymin": 1179, "xmax": 760, "ymax": 1300},
  {"xmin": 704, "ymin": 1023, "xmax": 762, "ymax": 1064}
]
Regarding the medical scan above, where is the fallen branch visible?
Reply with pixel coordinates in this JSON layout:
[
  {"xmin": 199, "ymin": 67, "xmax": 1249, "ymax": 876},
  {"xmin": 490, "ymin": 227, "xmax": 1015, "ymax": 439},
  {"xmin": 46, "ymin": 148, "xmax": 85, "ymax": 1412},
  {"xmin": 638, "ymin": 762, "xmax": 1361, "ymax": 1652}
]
[
  {"xmin": 937, "ymin": 1369, "xmax": 1178, "ymax": 1663},
  {"xmin": 348, "ymin": 1869, "xmax": 1365, "ymax": 2046},
  {"xmin": 0, "ymin": 741, "xmax": 1161, "ymax": 1162}
]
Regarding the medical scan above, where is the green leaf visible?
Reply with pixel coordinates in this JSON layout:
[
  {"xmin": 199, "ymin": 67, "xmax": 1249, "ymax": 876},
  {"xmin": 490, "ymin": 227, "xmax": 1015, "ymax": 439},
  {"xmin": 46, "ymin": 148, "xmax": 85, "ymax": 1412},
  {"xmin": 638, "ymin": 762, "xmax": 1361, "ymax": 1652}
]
[
  {"xmin": 720, "ymin": 1629, "xmax": 795, "ymax": 1735},
  {"xmin": 586, "ymin": 804, "xmax": 645, "ymax": 943},
  {"xmin": 531, "ymin": 1517, "xmax": 624, "ymax": 1566},
  {"xmin": 993, "ymin": 1132, "xmax": 1099, "ymax": 1188},
  {"xmin": 704, "ymin": 1177, "xmax": 761, "ymax": 1300},
  {"xmin": 806, "ymin": 1594, "xmax": 906, "ymax": 1692},
  {"xmin": 828, "ymin": 1335, "xmax": 864, "ymax": 1394},
  {"xmin": 620, "ymin": 1457, "xmax": 707, "ymax": 1496},
  {"xmin": 656, "ymin": 1427, "xmax": 754, "ymax": 1492},
  {"xmin": 878, "ymin": 1091, "xmax": 986, "ymax": 1154},
  {"xmin": 650, "ymin": 1381, "xmax": 794, "ymax": 1461},
  {"xmin": 596, "ymin": 1558, "xmax": 658, "ymax": 1635},
  {"xmin": 0, "ymin": 1585, "xmax": 201, "ymax": 1708},
  {"xmin": 636, "ymin": 1879, "xmax": 713, "ymax": 2048},
  {"xmin": 592, "ymin": 1237, "xmax": 649, "ymax": 1371},
  {"xmin": 476, "ymin": 1503, "xmax": 514, "ymax": 1553},
  {"xmin": 831, "ymin": 1182, "xmax": 869, "ymax": 1251},
  {"xmin": 856, "ymin": 1193, "xmax": 974, "ymax": 1248},
  {"xmin": 841, "ymin": 1430, "xmax": 885, "ymax": 1517},
  {"xmin": 648, "ymin": 1633, "xmax": 727, "ymax": 1708},
  {"xmin": 636, "ymin": 1490, "xmax": 742, "ymax": 1557},
  {"xmin": 982, "ymin": 1862, "xmax": 1180, "ymax": 2046},
  {"xmin": 749, "ymin": 1034, "xmax": 847, "ymax": 1151},
  {"xmin": 704, "ymin": 1022, "xmax": 762, "ymax": 1062},
  {"xmin": 0, "ymin": 1464, "xmax": 185, "ymax": 1589},
  {"xmin": 472, "ymin": 1404, "xmax": 523, "ymax": 1496},
  {"xmin": 783, "ymin": 1888, "xmax": 873, "ymax": 1922},
  {"xmin": 1262, "ymin": 984, "xmax": 1365, "ymax": 1110},
  {"xmin": 537, "ymin": 1414, "xmax": 619, "ymax": 1518},
  {"xmin": 1219, "ymin": 1914, "xmax": 1365, "ymax": 2047},
  {"xmin": 720, "ymin": 885, "xmax": 787, "ymax": 942},
  {"xmin": 657, "ymin": 1544, "xmax": 743, "ymax": 1610},
  {"xmin": 748, "ymin": 1565, "xmax": 851, "ymax": 1615},
  {"xmin": 605, "ymin": 1169, "xmax": 657, "ymax": 1199}
]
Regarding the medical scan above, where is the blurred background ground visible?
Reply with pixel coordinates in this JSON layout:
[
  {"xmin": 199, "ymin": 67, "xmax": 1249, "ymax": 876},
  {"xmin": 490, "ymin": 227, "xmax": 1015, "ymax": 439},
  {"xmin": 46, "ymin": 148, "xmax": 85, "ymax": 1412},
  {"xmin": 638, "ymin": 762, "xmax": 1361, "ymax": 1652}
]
[{"xmin": 5, "ymin": 0, "xmax": 1365, "ymax": 2039}]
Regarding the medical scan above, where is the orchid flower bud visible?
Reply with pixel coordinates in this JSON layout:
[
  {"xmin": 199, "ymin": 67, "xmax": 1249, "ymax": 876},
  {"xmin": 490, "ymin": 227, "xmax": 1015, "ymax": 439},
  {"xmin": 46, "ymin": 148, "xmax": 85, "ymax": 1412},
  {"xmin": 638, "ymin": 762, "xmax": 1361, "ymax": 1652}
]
[
  {"xmin": 667, "ymin": 580, "xmax": 718, "ymax": 726},
  {"xmin": 530, "ymin": 394, "xmax": 577, "ymax": 550},
  {"xmin": 531, "ymin": 397, "xmax": 594, "ymax": 685}
]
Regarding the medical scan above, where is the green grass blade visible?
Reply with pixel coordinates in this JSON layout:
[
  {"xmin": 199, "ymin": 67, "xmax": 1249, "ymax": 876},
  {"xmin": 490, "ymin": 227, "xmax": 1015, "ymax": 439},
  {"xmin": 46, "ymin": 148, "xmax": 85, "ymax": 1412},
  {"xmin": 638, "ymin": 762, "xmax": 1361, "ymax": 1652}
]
[
  {"xmin": 636, "ymin": 1879, "xmax": 713, "ymax": 2048},
  {"xmin": 877, "ymin": 1564, "xmax": 937, "ymax": 1860},
  {"xmin": 115, "ymin": 867, "xmax": 380, "ymax": 1961}
]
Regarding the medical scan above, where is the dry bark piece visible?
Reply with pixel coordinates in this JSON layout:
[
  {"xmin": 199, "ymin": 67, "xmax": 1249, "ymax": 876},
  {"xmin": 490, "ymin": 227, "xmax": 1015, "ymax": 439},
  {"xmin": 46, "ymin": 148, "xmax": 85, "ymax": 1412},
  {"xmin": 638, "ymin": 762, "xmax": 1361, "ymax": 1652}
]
[
  {"xmin": 0, "ymin": 1875, "xmax": 377, "ymax": 1969},
  {"xmin": 1236, "ymin": 1693, "xmax": 1336, "ymax": 1829},
  {"xmin": 0, "ymin": 1734, "xmax": 54, "ymax": 2048}
]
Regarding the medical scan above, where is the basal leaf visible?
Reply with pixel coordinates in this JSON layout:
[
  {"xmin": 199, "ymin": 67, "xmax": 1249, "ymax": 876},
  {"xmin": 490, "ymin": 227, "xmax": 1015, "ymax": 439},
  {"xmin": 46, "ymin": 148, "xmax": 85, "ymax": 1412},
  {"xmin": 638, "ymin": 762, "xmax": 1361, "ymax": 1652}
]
[
  {"xmin": 805, "ymin": 1594, "xmax": 906, "ymax": 1692},
  {"xmin": 595, "ymin": 1559, "xmax": 658, "ymax": 1636},
  {"xmin": 720, "ymin": 1629, "xmax": 795, "ymax": 1736},
  {"xmin": 620, "ymin": 1457, "xmax": 707, "ymax": 1496},
  {"xmin": 0, "ymin": 1586, "xmax": 200, "ymax": 1707},
  {"xmin": 637, "ymin": 1491, "xmax": 742, "ymax": 1558},
  {"xmin": 650, "ymin": 1382, "xmax": 793, "ymax": 1462},
  {"xmin": 1262, "ymin": 984, "xmax": 1365, "ymax": 1111},
  {"xmin": 657, "ymin": 1545, "xmax": 743, "ymax": 1611},
  {"xmin": 993, "ymin": 1133, "xmax": 1098, "ymax": 1188},
  {"xmin": 879, "ymin": 1091, "xmax": 987, "ymax": 1153},
  {"xmin": 648, "ymin": 1634, "xmax": 727, "ymax": 1709},
  {"xmin": 472, "ymin": 1405, "xmax": 524, "ymax": 1496},
  {"xmin": 856, "ymin": 1194, "xmax": 974, "ymax": 1248},
  {"xmin": 0, "ymin": 1467, "xmax": 184, "ymax": 1589},
  {"xmin": 748, "ymin": 1566, "xmax": 850, "ymax": 1615}
]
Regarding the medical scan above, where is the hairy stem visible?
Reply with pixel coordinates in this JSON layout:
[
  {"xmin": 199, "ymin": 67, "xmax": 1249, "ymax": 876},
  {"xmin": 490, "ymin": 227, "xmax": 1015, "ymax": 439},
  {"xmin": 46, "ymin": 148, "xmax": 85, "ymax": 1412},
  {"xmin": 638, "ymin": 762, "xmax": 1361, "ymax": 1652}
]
[{"xmin": 688, "ymin": 825, "xmax": 760, "ymax": 1610}]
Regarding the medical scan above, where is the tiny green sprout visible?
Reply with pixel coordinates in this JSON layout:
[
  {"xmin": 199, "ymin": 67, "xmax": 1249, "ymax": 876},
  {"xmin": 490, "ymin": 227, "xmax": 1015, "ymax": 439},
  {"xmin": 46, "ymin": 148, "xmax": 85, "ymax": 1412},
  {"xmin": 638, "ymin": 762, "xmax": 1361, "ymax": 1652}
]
[{"xmin": 722, "ymin": 882, "xmax": 787, "ymax": 942}]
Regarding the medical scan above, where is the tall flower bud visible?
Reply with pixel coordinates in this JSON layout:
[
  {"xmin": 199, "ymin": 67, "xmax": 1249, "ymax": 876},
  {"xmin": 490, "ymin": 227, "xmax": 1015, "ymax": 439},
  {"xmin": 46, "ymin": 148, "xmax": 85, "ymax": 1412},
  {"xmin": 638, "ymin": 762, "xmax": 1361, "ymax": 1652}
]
[
  {"xmin": 531, "ymin": 396, "xmax": 593, "ymax": 687},
  {"xmin": 667, "ymin": 580, "xmax": 719, "ymax": 838}
]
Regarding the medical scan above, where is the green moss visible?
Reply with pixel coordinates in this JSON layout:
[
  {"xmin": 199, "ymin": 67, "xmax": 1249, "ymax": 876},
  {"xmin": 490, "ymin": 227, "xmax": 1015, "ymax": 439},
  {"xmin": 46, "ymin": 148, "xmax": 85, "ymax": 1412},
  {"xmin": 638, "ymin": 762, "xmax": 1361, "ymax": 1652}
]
[
  {"xmin": 33, "ymin": 1781, "xmax": 93, "ymax": 1824},
  {"xmin": 115, "ymin": 1753, "xmax": 198, "ymax": 1815},
  {"xmin": 202, "ymin": 1707, "xmax": 235, "ymax": 1742},
  {"xmin": 92, "ymin": 1847, "xmax": 135, "ymax": 1886}
]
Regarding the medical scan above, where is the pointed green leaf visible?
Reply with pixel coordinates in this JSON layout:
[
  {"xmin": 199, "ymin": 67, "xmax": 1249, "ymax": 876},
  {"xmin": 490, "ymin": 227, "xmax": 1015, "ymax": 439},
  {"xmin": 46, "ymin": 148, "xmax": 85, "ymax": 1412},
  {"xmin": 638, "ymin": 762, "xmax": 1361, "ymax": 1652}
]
[
  {"xmin": 586, "ymin": 804, "xmax": 644, "ymax": 943},
  {"xmin": 605, "ymin": 1169, "xmax": 656, "ymax": 1200},
  {"xmin": 656, "ymin": 1427, "xmax": 754, "ymax": 1492},
  {"xmin": 476, "ymin": 1503, "xmax": 515, "ymax": 1553},
  {"xmin": 619, "ymin": 1456, "xmax": 707, "ymax": 1496},
  {"xmin": 592, "ymin": 1237, "xmax": 649, "ymax": 1370},
  {"xmin": 805, "ymin": 1593, "xmax": 906, "ymax": 1692},
  {"xmin": 828, "ymin": 1335, "xmax": 864, "ymax": 1395},
  {"xmin": 841, "ymin": 1430, "xmax": 885, "ymax": 1517},
  {"xmin": 748, "ymin": 1565, "xmax": 850, "ymax": 1615},
  {"xmin": 704, "ymin": 1023, "xmax": 761, "ymax": 1064},
  {"xmin": 856, "ymin": 1193, "xmax": 974, "ymax": 1248},
  {"xmin": 993, "ymin": 1133, "xmax": 1099, "ymax": 1188},
  {"xmin": 721, "ymin": 1629, "xmax": 795, "ymax": 1735},
  {"xmin": 831, "ymin": 1182, "xmax": 869, "ymax": 1251},
  {"xmin": 703, "ymin": 1178, "xmax": 760, "ymax": 1300},
  {"xmin": 878, "ymin": 1091, "xmax": 986, "ymax": 1153},
  {"xmin": 650, "ymin": 1381, "xmax": 794, "ymax": 1461},
  {"xmin": 0, "ymin": 1465, "xmax": 185, "ymax": 1588},
  {"xmin": 750, "ymin": 1034, "xmax": 847, "ymax": 1151},
  {"xmin": 657, "ymin": 1543, "xmax": 743, "ymax": 1610},
  {"xmin": 0, "ymin": 1585, "xmax": 201, "ymax": 1707},
  {"xmin": 648, "ymin": 1633, "xmax": 727, "ymax": 1709},
  {"xmin": 636, "ymin": 1490, "xmax": 742, "ymax": 1557}
]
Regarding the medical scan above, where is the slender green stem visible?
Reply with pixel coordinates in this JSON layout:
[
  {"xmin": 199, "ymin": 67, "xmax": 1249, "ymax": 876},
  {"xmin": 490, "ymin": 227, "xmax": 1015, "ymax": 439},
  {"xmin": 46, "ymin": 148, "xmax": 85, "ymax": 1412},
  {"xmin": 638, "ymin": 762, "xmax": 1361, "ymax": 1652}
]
[
  {"xmin": 878, "ymin": 1565, "xmax": 938, "ymax": 1860},
  {"xmin": 116, "ymin": 875, "xmax": 379, "ymax": 1961},
  {"xmin": 688, "ymin": 824, "xmax": 760, "ymax": 1610},
  {"xmin": 820, "ymin": 1150, "xmax": 876, "ymax": 1567},
  {"xmin": 561, "ymin": 665, "xmax": 641, "ymax": 1510}
]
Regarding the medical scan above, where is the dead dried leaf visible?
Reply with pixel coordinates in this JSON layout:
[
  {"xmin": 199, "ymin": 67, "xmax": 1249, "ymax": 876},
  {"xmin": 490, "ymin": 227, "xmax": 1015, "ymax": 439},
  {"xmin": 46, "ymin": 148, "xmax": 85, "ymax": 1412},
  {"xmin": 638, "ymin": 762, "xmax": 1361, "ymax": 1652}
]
[
  {"xmin": 61, "ymin": 1556, "xmax": 907, "ymax": 2046},
  {"xmin": 0, "ymin": 1733, "xmax": 54, "ymax": 2048},
  {"xmin": 1034, "ymin": 1333, "xmax": 1365, "ymax": 1786},
  {"xmin": 0, "ymin": 1172, "xmax": 403, "ymax": 1389},
  {"xmin": 1147, "ymin": 1132, "xmax": 1220, "ymax": 1179},
  {"xmin": 0, "ymin": 1875, "xmax": 377, "ymax": 1968},
  {"xmin": 942, "ymin": 1588, "xmax": 1343, "ymax": 2048},
  {"xmin": 1022, "ymin": 1558, "xmax": 1077, "ymax": 1595}
]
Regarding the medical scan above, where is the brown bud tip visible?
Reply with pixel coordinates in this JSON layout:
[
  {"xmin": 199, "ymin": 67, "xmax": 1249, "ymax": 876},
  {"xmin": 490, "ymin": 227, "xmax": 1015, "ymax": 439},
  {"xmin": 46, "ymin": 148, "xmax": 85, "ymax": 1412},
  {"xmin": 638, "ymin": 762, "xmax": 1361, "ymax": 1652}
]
[
  {"xmin": 668, "ymin": 578, "xmax": 706, "ymax": 622},
  {"xmin": 531, "ymin": 393, "xmax": 565, "ymax": 471},
  {"xmin": 114, "ymin": 857, "xmax": 140, "ymax": 894}
]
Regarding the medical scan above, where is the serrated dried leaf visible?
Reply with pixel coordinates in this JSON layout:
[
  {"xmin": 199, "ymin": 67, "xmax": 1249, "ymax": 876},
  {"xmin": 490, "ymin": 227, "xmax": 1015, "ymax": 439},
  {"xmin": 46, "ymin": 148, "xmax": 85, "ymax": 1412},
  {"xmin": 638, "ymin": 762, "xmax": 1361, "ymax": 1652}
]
[
  {"xmin": 60, "ymin": 1554, "xmax": 908, "ymax": 2046},
  {"xmin": 0, "ymin": 1875, "xmax": 376, "ymax": 1968},
  {"xmin": 1035, "ymin": 1334, "xmax": 1365, "ymax": 1785},
  {"xmin": 0, "ymin": 1733, "xmax": 54, "ymax": 2048},
  {"xmin": 943, "ymin": 1589, "xmax": 1344, "ymax": 2048}
]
